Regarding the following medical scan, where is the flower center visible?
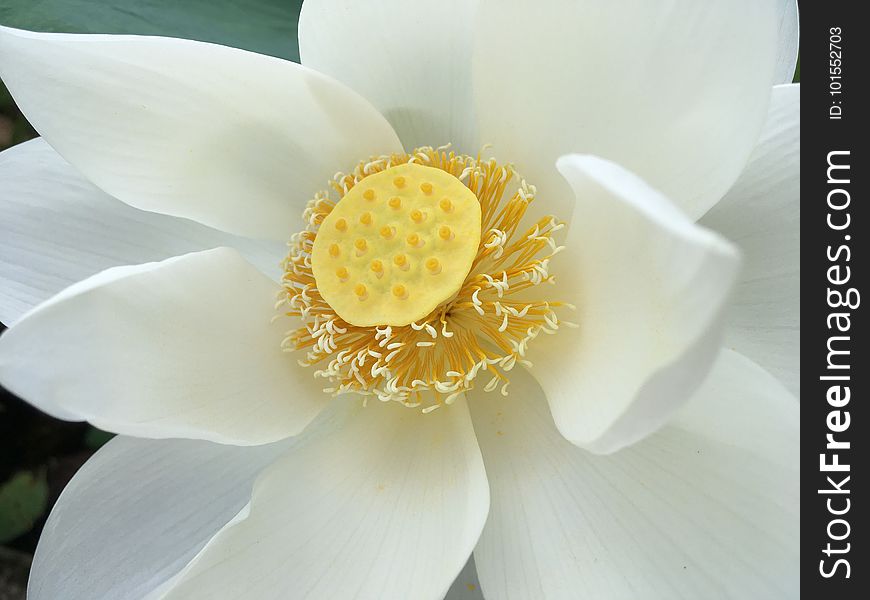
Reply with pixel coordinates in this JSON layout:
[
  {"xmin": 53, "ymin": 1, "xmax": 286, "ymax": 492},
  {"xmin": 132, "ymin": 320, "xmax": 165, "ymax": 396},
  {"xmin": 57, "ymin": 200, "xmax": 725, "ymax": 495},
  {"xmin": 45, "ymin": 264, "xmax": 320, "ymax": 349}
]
[
  {"xmin": 310, "ymin": 163, "xmax": 482, "ymax": 327},
  {"xmin": 279, "ymin": 146, "xmax": 572, "ymax": 412}
]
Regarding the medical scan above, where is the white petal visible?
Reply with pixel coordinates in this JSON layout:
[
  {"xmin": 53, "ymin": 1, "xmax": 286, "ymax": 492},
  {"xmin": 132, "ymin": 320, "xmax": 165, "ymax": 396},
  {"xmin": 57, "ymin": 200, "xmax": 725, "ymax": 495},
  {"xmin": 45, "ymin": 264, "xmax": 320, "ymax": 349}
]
[
  {"xmin": 472, "ymin": 0, "xmax": 779, "ymax": 220},
  {"xmin": 529, "ymin": 155, "xmax": 739, "ymax": 453},
  {"xmin": 299, "ymin": 0, "xmax": 477, "ymax": 153},
  {"xmin": 162, "ymin": 398, "xmax": 489, "ymax": 600},
  {"xmin": 0, "ymin": 26, "xmax": 403, "ymax": 240},
  {"xmin": 0, "ymin": 138, "xmax": 284, "ymax": 326},
  {"xmin": 0, "ymin": 247, "xmax": 327, "ymax": 445},
  {"xmin": 700, "ymin": 84, "xmax": 800, "ymax": 395},
  {"xmin": 29, "ymin": 435, "xmax": 292, "ymax": 600},
  {"xmin": 468, "ymin": 352, "xmax": 798, "ymax": 599},
  {"xmin": 774, "ymin": 1, "xmax": 800, "ymax": 84}
]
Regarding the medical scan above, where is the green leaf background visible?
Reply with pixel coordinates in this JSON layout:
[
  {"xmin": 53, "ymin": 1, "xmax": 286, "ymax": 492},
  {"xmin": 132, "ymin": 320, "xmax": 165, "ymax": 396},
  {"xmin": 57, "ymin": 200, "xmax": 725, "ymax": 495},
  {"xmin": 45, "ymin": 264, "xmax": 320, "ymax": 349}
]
[{"xmin": 0, "ymin": 0, "xmax": 303, "ymax": 61}]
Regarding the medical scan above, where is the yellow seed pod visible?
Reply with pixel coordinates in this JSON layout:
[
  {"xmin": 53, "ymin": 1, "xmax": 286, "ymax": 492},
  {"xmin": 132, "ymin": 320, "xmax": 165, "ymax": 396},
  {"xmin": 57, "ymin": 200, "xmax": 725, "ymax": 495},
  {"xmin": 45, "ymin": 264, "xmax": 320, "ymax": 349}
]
[{"xmin": 310, "ymin": 163, "xmax": 482, "ymax": 326}]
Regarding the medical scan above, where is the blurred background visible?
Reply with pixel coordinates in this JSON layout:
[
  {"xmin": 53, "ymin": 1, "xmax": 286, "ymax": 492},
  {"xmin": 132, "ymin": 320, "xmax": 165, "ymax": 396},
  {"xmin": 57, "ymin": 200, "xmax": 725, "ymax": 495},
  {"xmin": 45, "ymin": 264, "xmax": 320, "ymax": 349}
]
[
  {"xmin": 1, "ymin": 78, "xmax": 63, "ymax": 600},
  {"xmin": 0, "ymin": 2, "xmax": 798, "ymax": 598}
]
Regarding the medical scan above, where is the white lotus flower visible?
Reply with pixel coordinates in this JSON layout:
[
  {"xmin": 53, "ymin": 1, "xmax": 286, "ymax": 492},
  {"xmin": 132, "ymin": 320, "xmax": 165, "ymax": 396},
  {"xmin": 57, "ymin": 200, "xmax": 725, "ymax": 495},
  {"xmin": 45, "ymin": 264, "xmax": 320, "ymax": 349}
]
[{"xmin": 0, "ymin": 0, "xmax": 799, "ymax": 598}]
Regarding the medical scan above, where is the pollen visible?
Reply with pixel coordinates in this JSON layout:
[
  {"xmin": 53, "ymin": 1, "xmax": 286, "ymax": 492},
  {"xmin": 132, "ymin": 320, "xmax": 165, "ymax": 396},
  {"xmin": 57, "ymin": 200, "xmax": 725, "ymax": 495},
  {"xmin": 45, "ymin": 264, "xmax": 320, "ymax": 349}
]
[{"xmin": 279, "ymin": 145, "xmax": 570, "ymax": 413}]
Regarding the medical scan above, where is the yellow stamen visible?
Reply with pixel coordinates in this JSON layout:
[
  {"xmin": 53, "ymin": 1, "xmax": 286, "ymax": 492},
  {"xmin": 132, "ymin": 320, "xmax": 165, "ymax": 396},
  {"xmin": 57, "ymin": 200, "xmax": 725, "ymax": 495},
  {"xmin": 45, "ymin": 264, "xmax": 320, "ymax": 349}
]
[{"xmin": 279, "ymin": 146, "xmax": 569, "ymax": 413}]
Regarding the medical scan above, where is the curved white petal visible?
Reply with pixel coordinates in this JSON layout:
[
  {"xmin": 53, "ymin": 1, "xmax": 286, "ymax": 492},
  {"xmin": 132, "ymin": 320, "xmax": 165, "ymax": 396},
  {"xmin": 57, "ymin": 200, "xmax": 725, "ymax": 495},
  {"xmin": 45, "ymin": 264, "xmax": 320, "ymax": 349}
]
[
  {"xmin": 468, "ymin": 352, "xmax": 799, "ymax": 599},
  {"xmin": 0, "ymin": 247, "xmax": 327, "ymax": 445},
  {"xmin": 0, "ymin": 26, "xmax": 403, "ymax": 240},
  {"xmin": 299, "ymin": 0, "xmax": 477, "ymax": 153},
  {"xmin": 775, "ymin": 1, "xmax": 800, "ymax": 84},
  {"xmin": 700, "ymin": 84, "xmax": 800, "ymax": 395},
  {"xmin": 473, "ymin": 0, "xmax": 779, "ymax": 221},
  {"xmin": 29, "ymin": 435, "xmax": 292, "ymax": 600},
  {"xmin": 0, "ymin": 138, "xmax": 284, "ymax": 326},
  {"xmin": 528, "ymin": 155, "xmax": 739, "ymax": 453},
  {"xmin": 162, "ymin": 398, "xmax": 489, "ymax": 600}
]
